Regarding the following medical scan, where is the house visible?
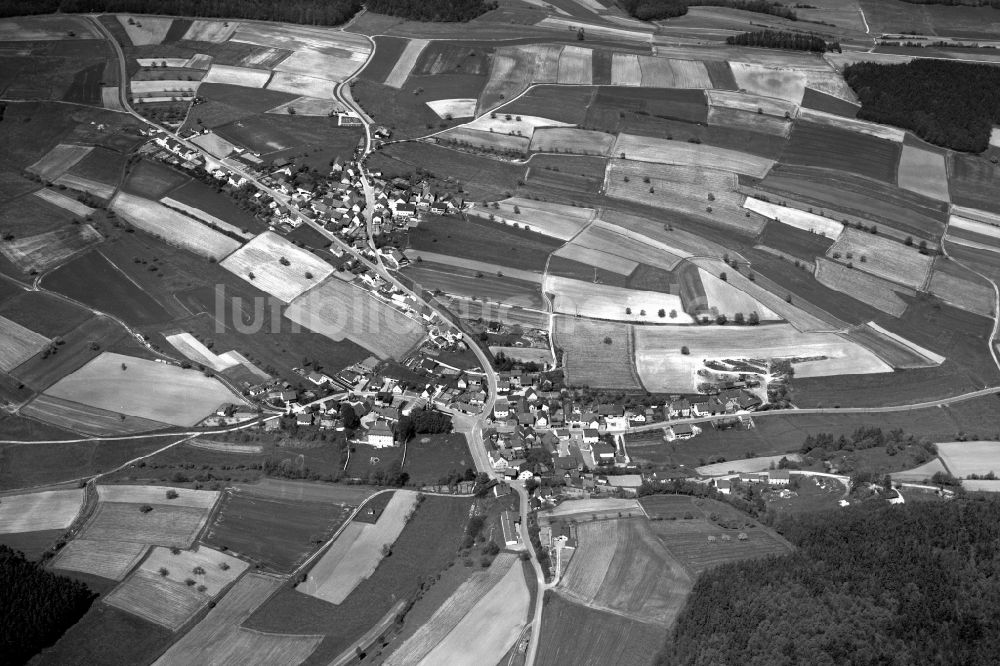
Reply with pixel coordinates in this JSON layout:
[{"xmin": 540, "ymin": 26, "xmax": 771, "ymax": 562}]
[
  {"xmin": 582, "ymin": 428, "xmax": 600, "ymax": 444},
  {"xmin": 296, "ymin": 412, "xmax": 314, "ymax": 427},
  {"xmin": 593, "ymin": 441, "xmax": 616, "ymax": 462},
  {"xmin": 666, "ymin": 423, "xmax": 696, "ymax": 441},
  {"xmin": 500, "ymin": 511, "xmax": 520, "ymax": 546},
  {"xmin": 366, "ymin": 419, "xmax": 395, "ymax": 448},
  {"xmin": 395, "ymin": 203, "xmax": 416, "ymax": 218},
  {"xmin": 493, "ymin": 398, "xmax": 510, "ymax": 420},
  {"xmin": 768, "ymin": 470, "xmax": 790, "ymax": 486},
  {"xmin": 307, "ymin": 371, "xmax": 331, "ymax": 386},
  {"xmin": 667, "ymin": 399, "xmax": 691, "ymax": 419},
  {"xmin": 491, "ymin": 455, "xmax": 510, "ymax": 472},
  {"xmin": 715, "ymin": 478, "xmax": 732, "ymax": 494}
]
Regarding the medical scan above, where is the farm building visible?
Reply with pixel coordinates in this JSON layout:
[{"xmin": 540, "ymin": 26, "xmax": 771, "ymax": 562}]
[
  {"xmin": 500, "ymin": 510, "xmax": 521, "ymax": 547},
  {"xmin": 667, "ymin": 424, "xmax": 697, "ymax": 441},
  {"xmin": 366, "ymin": 420, "xmax": 395, "ymax": 447}
]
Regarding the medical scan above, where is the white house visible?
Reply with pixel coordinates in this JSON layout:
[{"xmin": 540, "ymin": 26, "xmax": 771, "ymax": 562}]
[{"xmin": 366, "ymin": 419, "xmax": 395, "ymax": 448}]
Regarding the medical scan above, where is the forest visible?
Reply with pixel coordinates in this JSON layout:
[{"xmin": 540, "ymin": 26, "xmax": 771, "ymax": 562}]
[
  {"xmin": 1, "ymin": 545, "xmax": 97, "ymax": 665},
  {"xmin": 366, "ymin": 0, "xmax": 497, "ymax": 22},
  {"xmin": 0, "ymin": 0, "xmax": 361, "ymax": 25},
  {"xmin": 663, "ymin": 499, "xmax": 1000, "ymax": 665},
  {"xmin": 845, "ymin": 60, "xmax": 1000, "ymax": 152},
  {"xmin": 726, "ymin": 29, "xmax": 834, "ymax": 52},
  {"xmin": 620, "ymin": 0, "xmax": 797, "ymax": 21},
  {"xmin": 899, "ymin": 0, "xmax": 999, "ymax": 6}
]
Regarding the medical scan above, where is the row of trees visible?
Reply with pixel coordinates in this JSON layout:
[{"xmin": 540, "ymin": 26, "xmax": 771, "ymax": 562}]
[
  {"xmin": 845, "ymin": 60, "xmax": 1000, "ymax": 153},
  {"xmin": 0, "ymin": 0, "xmax": 361, "ymax": 25},
  {"xmin": 366, "ymin": 0, "xmax": 496, "ymax": 22},
  {"xmin": 726, "ymin": 29, "xmax": 837, "ymax": 52},
  {"xmin": 621, "ymin": 0, "xmax": 797, "ymax": 21},
  {"xmin": 663, "ymin": 499, "xmax": 1000, "ymax": 665}
]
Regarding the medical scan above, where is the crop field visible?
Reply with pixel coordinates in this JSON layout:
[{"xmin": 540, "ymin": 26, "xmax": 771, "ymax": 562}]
[
  {"xmin": 0, "ymin": 489, "xmax": 83, "ymax": 533},
  {"xmin": 937, "ymin": 441, "xmax": 1000, "ymax": 478},
  {"xmin": 154, "ymin": 573, "xmax": 322, "ymax": 665},
  {"xmin": 27, "ymin": 143, "xmax": 92, "ymax": 180},
  {"xmin": 705, "ymin": 90, "xmax": 796, "ymax": 118},
  {"xmin": 465, "ymin": 113, "xmax": 571, "ymax": 136},
  {"xmin": 814, "ymin": 258, "xmax": 910, "ymax": 317},
  {"xmin": 536, "ymin": 593, "xmax": 664, "ymax": 666},
  {"xmin": 53, "ymin": 173, "xmax": 116, "ymax": 200},
  {"xmin": 189, "ymin": 132, "xmax": 239, "ymax": 158},
  {"xmin": 560, "ymin": 518, "xmax": 692, "ymax": 625},
  {"xmin": 613, "ymin": 134, "xmax": 774, "ymax": 178},
  {"xmin": 553, "ymin": 243, "xmax": 637, "ymax": 275},
  {"xmin": 284, "ymin": 277, "xmax": 425, "ymax": 359},
  {"xmin": 159, "ymin": 197, "xmax": 253, "ymax": 239},
  {"xmin": 744, "ymin": 197, "xmax": 843, "ymax": 239},
  {"xmin": 529, "ymin": 127, "xmax": 615, "ymax": 156},
  {"xmin": 20, "ymin": 394, "xmax": 168, "ymax": 436},
  {"xmin": 828, "ymin": 228, "xmax": 933, "ymax": 290},
  {"xmin": 949, "ymin": 154, "xmax": 1000, "ymax": 215},
  {"xmin": 696, "ymin": 454, "xmax": 804, "ymax": 475},
  {"xmin": 164, "ymin": 332, "xmax": 241, "ymax": 372},
  {"xmin": 299, "ymin": 491, "xmax": 418, "ymax": 604},
  {"xmin": 928, "ymin": 261, "xmax": 995, "ymax": 317},
  {"xmin": 139, "ymin": 544, "xmax": 248, "ymax": 596},
  {"xmin": 201, "ymin": 64, "xmax": 271, "ymax": 88},
  {"xmin": 81, "ymin": 502, "xmax": 211, "ymax": 548},
  {"xmin": 728, "ymin": 62, "xmax": 805, "ymax": 104},
  {"xmin": 545, "ymin": 274, "xmax": 690, "ymax": 323},
  {"xmin": 105, "ymin": 569, "xmax": 208, "ymax": 630},
  {"xmin": 234, "ymin": 479, "xmax": 375, "ymax": 505},
  {"xmin": 116, "ymin": 15, "xmax": 173, "ymax": 45},
  {"xmin": 1, "ymin": 224, "xmax": 103, "ymax": 273},
  {"xmin": 698, "ymin": 268, "xmax": 779, "ymax": 320},
  {"xmin": 781, "ymin": 122, "xmax": 902, "ymax": 184},
  {"xmin": 638, "ymin": 56, "xmax": 712, "ymax": 89},
  {"xmin": 606, "ymin": 160, "xmax": 763, "ymax": 235},
  {"xmin": 610, "ymin": 53, "xmax": 642, "ymax": 86},
  {"xmin": 865, "ymin": 322, "xmax": 945, "ymax": 365},
  {"xmin": 415, "ymin": 558, "xmax": 529, "ymax": 666},
  {"xmin": 123, "ymin": 160, "xmax": 188, "ymax": 199},
  {"xmin": 800, "ymin": 88, "xmax": 859, "ymax": 117},
  {"xmin": 265, "ymin": 72, "xmax": 336, "ymax": 98},
  {"xmin": 557, "ymin": 45, "xmax": 592, "ymax": 85},
  {"xmin": 130, "ymin": 79, "xmax": 201, "ymax": 97},
  {"xmin": 0, "ymin": 15, "xmax": 98, "ymax": 40},
  {"xmin": 440, "ymin": 127, "xmax": 530, "ymax": 153},
  {"xmin": 706, "ymin": 106, "xmax": 792, "ymax": 138},
  {"xmin": 45, "ymin": 351, "xmax": 242, "ymax": 426},
  {"xmin": 554, "ymin": 316, "xmax": 641, "ymax": 390},
  {"xmin": 891, "ymin": 459, "xmax": 948, "ymax": 484},
  {"xmin": 9, "ymin": 311, "xmax": 122, "ymax": 384},
  {"xmin": 408, "ymin": 215, "xmax": 559, "ymax": 273},
  {"xmin": 425, "ymin": 98, "xmax": 477, "ymax": 119},
  {"xmin": 96, "ymin": 485, "xmax": 219, "ymax": 508},
  {"xmin": 182, "ymin": 20, "xmax": 238, "ymax": 42},
  {"xmin": 220, "ymin": 231, "xmax": 333, "ymax": 303},
  {"xmin": 402, "ymin": 262, "xmax": 543, "ymax": 309},
  {"xmin": 479, "ymin": 44, "xmax": 562, "ymax": 111},
  {"xmin": 384, "ymin": 39, "xmax": 428, "ymax": 88},
  {"xmin": 52, "ymin": 539, "xmax": 148, "ymax": 580},
  {"xmin": 845, "ymin": 324, "xmax": 942, "ymax": 369},
  {"xmin": 265, "ymin": 97, "xmax": 347, "ymax": 116},
  {"xmin": 897, "ymin": 145, "xmax": 950, "ymax": 202},
  {"xmin": 571, "ymin": 222, "xmax": 685, "ymax": 270},
  {"xmin": 500, "ymin": 85, "xmax": 592, "ymax": 126},
  {"xmin": 33, "ymin": 188, "xmax": 94, "ymax": 217},
  {"xmin": 485, "ymin": 198, "xmax": 593, "ymax": 241},
  {"xmin": 651, "ymin": 518, "xmax": 791, "ymax": 575},
  {"xmin": 204, "ymin": 489, "xmax": 354, "ymax": 573},
  {"xmin": 0, "ymin": 314, "xmax": 49, "ymax": 371},
  {"xmin": 796, "ymin": 107, "xmax": 903, "ymax": 142},
  {"xmin": 112, "ymin": 192, "xmax": 241, "ymax": 260}
]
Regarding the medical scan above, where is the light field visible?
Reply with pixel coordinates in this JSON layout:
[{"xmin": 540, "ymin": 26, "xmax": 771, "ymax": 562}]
[
  {"xmin": 744, "ymin": 197, "xmax": 843, "ymax": 239},
  {"xmin": 613, "ymin": 134, "xmax": 774, "ymax": 178},
  {"xmin": 897, "ymin": 145, "xmax": 949, "ymax": 202},
  {"xmin": 706, "ymin": 90, "xmax": 797, "ymax": 118},
  {"xmin": 20, "ymin": 394, "xmax": 167, "ymax": 436},
  {"xmin": 116, "ymin": 15, "xmax": 172, "ymax": 45},
  {"xmin": 572, "ymin": 221, "xmax": 686, "ymax": 270},
  {"xmin": 182, "ymin": 20, "xmax": 239, "ymax": 43},
  {"xmin": 272, "ymin": 49, "xmax": 368, "ymax": 84},
  {"xmin": 611, "ymin": 53, "xmax": 642, "ymax": 86},
  {"xmin": 300, "ymin": 491, "xmax": 418, "ymax": 604},
  {"xmin": 159, "ymin": 197, "xmax": 254, "ymax": 239},
  {"xmin": 0, "ymin": 315, "xmax": 49, "ymax": 371},
  {"xmin": 154, "ymin": 573, "xmax": 322, "ymax": 666},
  {"xmin": 27, "ymin": 144, "xmax": 92, "ymax": 180},
  {"xmin": 707, "ymin": 106, "xmax": 792, "ymax": 137},
  {"xmin": 82, "ymin": 502, "xmax": 210, "ymax": 549},
  {"xmin": 96, "ymin": 485, "xmax": 220, "ymax": 509},
  {"xmin": 284, "ymin": 278, "xmax": 425, "ymax": 360},
  {"xmin": 54, "ymin": 174, "xmax": 115, "ymax": 199},
  {"xmin": 557, "ymin": 45, "xmax": 593, "ymax": 85},
  {"xmin": 541, "ymin": 498, "xmax": 643, "ymax": 520},
  {"xmin": 928, "ymin": 268, "xmax": 994, "ymax": 317},
  {"xmin": 529, "ymin": 128, "xmax": 615, "ymax": 155},
  {"xmin": 697, "ymin": 269, "xmax": 780, "ymax": 321},
  {"xmin": 827, "ymin": 228, "xmax": 934, "ymax": 290},
  {"xmin": 638, "ymin": 56, "xmax": 712, "ymax": 88},
  {"xmin": 797, "ymin": 107, "xmax": 904, "ymax": 142},
  {"xmin": 729, "ymin": 62, "xmax": 805, "ymax": 104},
  {"xmin": 221, "ymin": 231, "xmax": 334, "ymax": 303},
  {"xmin": 33, "ymin": 188, "xmax": 95, "ymax": 217},
  {"xmin": 0, "ymin": 489, "xmax": 83, "ymax": 533},
  {"xmin": 202, "ymin": 64, "xmax": 271, "ymax": 88},
  {"xmin": 229, "ymin": 22, "xmax": 371, "ymax": 57},
  {"xmin": 104, "ymin": 569, "xmax": 207, "ymax": 630},
  {"xmin": 112, "ymin": 193, "xmax": 241, "ymax": 260},
  {"xmin": 266, "ymin": 97, "xmax": 348, "ymax": 116},
  {"xmin": 130, "ymin": 80, "xmax": 200, "ymax": 95},
  {"xmin": 553, "ymin": 243, "xmax": 637, "ymax": 275},
  {"xmin": 553, "ymin": 316, "xmax": 640, "ymax": 390},
  {"xmin": 814, "ymin": 258, "xmax": 910, "ymax": 317},
  {"xmin": 866, "ymin": 322, "xmax": 945, "ymax": 365},
  {"xmin": 45, "ymin": 352, "xmax": 243, "ymax": 427},
  {"xmin": 52, "ymin": 539, "xmax": 148, "ymax": 580},
  {"xmin": 937, "ymin": 441, "xmax": 1000, "ymax": 478},
  {"xmin": 479, "ymin": 44, "xmax": 562, "ymax": 110},
  {"xmin": 139, "ymin": 545, "xmax": 248, "ymax": 596},
  {"xmin": 265, "ymin": 72, "xmax": 335, "ymax": 99},
  {"xmin": 891, "ymin": 458, "xmax": 948, "ymax": 483},
  {"xmin": 188, "ymin": 439, "xmax": 263, "ymax": 454},
  {"xmin": 189, "ymin": 133, "xmax": 239, "ymax": 159},
  {"xmin": 486, "ymin": 198, "xmax": 593, "ymax": 241},
  {"xmin": 465, "ymin": 113, "xmax": 572, "ymax": 136},
  {"xmin": 440, "ymin": 127, "xmax": 529, "ymax": 153},
  {"xmin": 165, "ymin": 332, "xmax": 241, "ymax": 372},
  {"xmin": 426, "ymin": 98, "xmax": 476, "ymax": 119},
  {"xmin": 385, "ymin": 39, "xmax": 428, "ymax": 88},
  {"xmin": 544, "ymin": 274, "xmax": 691, "ymax": 323},
  {"xmin": 696, "ymin": 454, "xmax": 803, "ymax": 475}
]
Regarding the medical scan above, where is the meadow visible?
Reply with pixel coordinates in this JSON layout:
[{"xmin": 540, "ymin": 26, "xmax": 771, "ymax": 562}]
[
  {"xmin": 0, "ymin": 489, "xmax": 83, "ymax": 534},
  {"xmin": 52, "ymin": 539, "xmax": 149, "ymax": 581},
  {"xmin": 220, "ymin": 231, "xmax": 334, "ymax": 303},
  {"xmin": 408, "ymin": 215, "xmax": 559, "ymax": 273},
  {"xmin": 553, "ymin": 316, "xmax": 641, "ymax": 390},
  {"xmin": 113, "ymin": 193, "xmax": 241, "ymax": 260}
]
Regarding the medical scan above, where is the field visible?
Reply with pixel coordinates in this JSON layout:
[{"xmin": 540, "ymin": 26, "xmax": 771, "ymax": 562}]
[
  {"xmin": 284, "ymin": 277, "xmax": 425, "ymax": 360},
  {"xmin": 164, "ymin": 332, "xmax": 242, "ymax": 372},
  {"xmin": 402, "ymin": 262, "xmax": 542, "ymax": 309},
  {"xmin": 45, "ymin": 351, "xmax": 242, "ymax": 427},
  {"xmin": 949, "ymin": 154, "xmax": 1000, "ymax": 215},
  {"xmin": 408, "ymin": 215, "xmax": 560, "ymax": 273},
  {"xmin": 53, "ymin": 173, "xmax": 115, "ymax": 199},
  {"xmin": 569, "ymin": 221, "xmax": 685, "ymax": 270},
  {"xmin": 116, "ymin": 15, "xmax": 172, "ymax": 45},
  {"xmin": 897, "ymin": 144, "xmax": 949, "ymax": 202},
  {"xmin": 204, "ymin": 487, "xmax": 357, "ymax": 573},
  {"xmin": 541, "ymin": 499, "xmax": 644, "ymax": 522},
  {"xmin": 553, "ymin": 316, "xmax": 641, "ymax": 390},
  {"xmin": 544, "ymin": 274, "xmax": 690, "ymax": 323},
  {"xmin": 613, "ymin": 135, "xmax": 773, "ymax": 179},
  {"xmin": 20, "ymin": 394, "xmax": 168, "ymax": 436},
  {"xmin": 529, "ymin": 127, "xmax": 615, "ymax": 156},
  {"xmin": 558, "ymin": 518, "xmax": 692, "ymax": 625},
  {"xmin": 937, "ymin": 441, "xmax": 1000, "ymax": 478},
  {"xmin": 384, "ymin": 39, "xmax": 428, "ymax": 88},
  {"xmin": 0, "ymin": 489, "xmax": 83, "ymax": 533},
  {"xmin": 138, "ymin": 544, "xmax": 248, "ymax": 595},
  {"xmin": 928, "ymin": 260, "xmax": 994, "ymax": 317},
  {"xmin": 220, "ymin": 231, "xmax": 333, "ymax": 303},
  {"xmin": 827, "ymin": 228, "xmax": 934, "ymax": 290},
  {"xmin": 646, "ymin": 512, "xmax": 791, "ymax": 574},
  {"xmin": 81, "ymin": 501, "xmax": 210, "ymax": 549},
  {"xmin": 299, "ymin": 491, "xmax": 418, "ymax": 604},
  {"xmin": 52, "ymin": 539, "xmax": 148, "ymax": 580},
  {"xmin": 33, "ymin": 188, "xmax": 94, "ymax": 217},
  {"xmin": 536, "ymin": 593, "xmax": 664, "ymax": 666},
  {"xmin": 553, "ymin": 243, "xmax": 637, "ymax": 275},
  {"xmin": 814, "ymin": 258, "xmax": 910, "ymax": 317},
  {"xmin": 154, "ymin": 573, "xmax": 322, "ymax": 665},
  {"xmin": 744, "ymin": 197, "xmax": 843, "ymax": 239},
  {"xmin": 265, "ymin": 72, "xmax": 337, "ymax": 98},
  {"xmin": 27, "ymin": 144, "xmax": 92, "ymax": 180},
  {"xmin": 781, "ymin": 122, "xmax": 902, "ymax": 184},
  {"xmin": 0, "ymin": 224, "xmax": 103, "ymax": 273},
  {"xmin": 696, "ymin": 454, "xmax": 803, "ymax": 475},
  {"xmin": 0, "ymin": 315, "xmax": 49, "ymax": 371},
  {"xmin": 706, "ymin": 106, "xmax": 792, "ymax": 138},
  {"xmin": 97, "ymin": 484, "xmax": 219, "ymax": 507},
  {"xmin": 201, "ymin": 64, "xmax": 271, "ymax": 88},
  {"xmin": 112, "ymin": 192, "xmax": 241, "ymax": 260},
  {"xmin": 796, "ymin": 108, "xmax": 903, "ymax": 142},
  {"xmin": 729, "ymin": 62, "xmax": 805, "ymax": 104},
  {"xmin": 479, "ymin": 44, "xmax": 562, "ymax": 111},
  {"xmin": 482, "ymin": 198, "xmax": 593, "ymax": 241},
  {"xmin": 426, "ymin": 98, "xmax": 477, "ymax": 119},
  {"xmin": 698, "ymin": 268, "xmax": 779, "ymax": 320},
  {"xmin": 104, "ymin": 570, "xmax": 207, "ymax": 631}
]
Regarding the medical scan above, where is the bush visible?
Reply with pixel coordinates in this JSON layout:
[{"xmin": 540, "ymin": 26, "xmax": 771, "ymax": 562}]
[
  {"xmin": 165, "ymin": 489, "xmax": 178, "ymax": 500},
  {"xmin": 139, "ymin": 504, "xmax": 153, "ymax": 513}
]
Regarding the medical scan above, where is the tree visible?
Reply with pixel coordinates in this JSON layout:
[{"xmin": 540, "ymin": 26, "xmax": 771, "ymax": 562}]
[
  {"xmin": 165, "ymin": 489, "xmax": 178, "ymax": 500},
  {"xmin": 340, "ymin": 403, "xmax": 360, "ymax": 430},
  {"xmin": 625, "ymin": 307, "xmax": 632, "ymax": 315},
  {"xmin": 748, "ymin": 311, "xmax": 760, "ymax": 325},
  {"xmin": 603, "ymin": 336, "xmax": 612, "ymax": 345},
  {"xmin": 658, "ymin": 308, "xmax": 666, "ymax": 318},
  {"xmin": 681, "ymin": 346, "xmax": 690, "ymax": 355},
  {"xmin": 720, "ymin": 272, "xmax": 727, "ymax": 282},
  {"xmin": 716, "ymin": 314, "xmax": 727, "ymax": 325},
  {"xmin": 734, "ymin": 312, "xmax": 745, "ymax": 325}
]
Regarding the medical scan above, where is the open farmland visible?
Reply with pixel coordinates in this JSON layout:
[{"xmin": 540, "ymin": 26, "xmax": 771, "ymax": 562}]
[
  {"xmin": 154, "ymin": 573, "xmax": 322, "ymax": 666},
  {"xmin": 744, "ymin": 197, "xmax": 843, "ymax": 239},
  {"xmin": 796, "ymin": 107, "xmax": 904, "ymax": 142},
  {"xmin": 554, "ymin": 316, "xmax": 640, "ymax": 390},
  {"xmin": 559, "ymin": 518, "xmax": 692, "ymax": 625},
  {"xmin": 165, "ymin": 332, "xmax": 244, "ymax": 373},
  {"xmin": 0, "ymin": 224, "xmax": 103, "ymax": 273},
  {"xmin": 202, "ymin": 64, "xmax": 271, "ymax": 88},
  {"xmin": 426, "ymin": 98, "xmax": 476, "ymax": 119},
  {"xmin": 284, "ymin": 278, "xmax": 425, "ymax": 359},
  {"xmin": 553, "ymin": 243, "xmax": 638, "ymax": 276},
  {"xmin": 729, "ymin": 62, "xmax": 805, "ymax": 104},
  {"xmin": 479, "ymin": 44, "xmax": 562, "ymax": 111},
  {"xmin": 464, "ymin": 112, "xmax": 571, "ymax": 136},
  {"xmin": 637, "ymin": 56, "xmax": 711, "ymax": 89},
  {"xmin": 937, "ymin": 441, "xmax": 1000, "ymax": 478},
  {"xmin": 845, "ymin": 324, "xmax": 945, "ymax": 369},
  {"xmin": 484, "ymin": 198, "xmax": 593, "ymax": 241},
  {"xmin": 697, "ymin": 269, "xmax": 780, "ymax": 321},
  {"xmin": 557, "ymin": 45, "xmax": 592, "ymax": 85},
  {"xmin": 897, "ymin": 145, "xmax": 950, "ymax": 203},
  {"xmin": 649, "ymin": 514, "xmax": 791, "ymax": 575},
  {"xmin": 159, "ymin": 197, "xmax": 254, "ymax": 239},
  {"xmin": 116, "ymin": 15, "xmax": 172, "ymax": 45},
  {"xmin": 104, "ymin": 569, "xmax": 207, "ymax": 630},
  {"xmin": 613, "ymin": 134, "xmax": 773, "ymax": 178},
  {"xmin": 384, "ymin": 39, "xmax": 428, "ymax": 88},
  {"xmin": 33, "ymin": 188, "xmax": 94, "ymax": 217},
  {"xmin": 45, "ymin": 352, "xmax": 243, "ymax": 426},
  {"xmin": 814, "ymin": 258, "xmax": 911, "ymax": 317},
  {"xmin": 112, "ymin": 193, "xmax": 240, "ymax": 260},
  {"xmin": 0, "ymin": 315, "xmax": 49, "ymax": 371},
  {"xmin": 529, "ymin": 128, "xmax": 615, "ymax": 156},
  {"xmin": 536, "ymin": 594, "xmax": 664, "ymax": 666},
  {"xmin": 949, "ymin": 154, "xmax": 1000, "ymax": 215},
  {"xmin": 928, "ymin": 261, "xmax": 995, "ymax": 317},
  {"xmin": 544, "ymin": 274, "xmax": 691, "ymax": 323},
  {"xmin": 611, "ymin": 53, "xmax": 642, "ymax": 86},
  {"xmin": 408, "ymin": 215, "xmax": 560, "ymax": 273},
  {"xmin": 97, "ymin": 485, "xmax": 219, "ymax": 508},
  {"xmin": 81, "ymin": 502, "xmax": 211, "ymax": 549},
  {"xmin": 298, "ymin": 491, "xmax": 418, "ymax": 604},
  {"xmin": 20, "ymin": 394, "xmax": 168, "ymax": 436},
  {"xmin": 182, "ymin": 19, "xmax": 238, "ymax": 42},
  {"xmin": 706, "ymin": 90, "xmax": 797, "ymax": 118},
  {"xmin": 265, "ymin": 72, "xmax": 336, "ymax": 98},
  {"xmin": 781, "ymin": 122, "xmax": 902, "ymax": 184},
  {"xmin": 52, "ymin": 539, "xmax": 148, "ymax": 581},
  {"xmin": 53, "ymin": 173, "xmax": 115, "ymax": 200},
  {"xmin": 138, "ymin": 544, "xmax": 249, "ymax": 596},
  {"xmin": 0, "ymin": 489, "xmax": 83, "ymax": 533},
  {"xmin": 220, "ymin": 231, "xmax": 333, "ymax": 303},
  {"xmin": 401, "ymin": 262, "xmax": 543, "ymax": 309},
  {"xmin": 827, "ymin": 228, "xmax": 934, "ymax": 290},
  {"xmin": 27, "ymin": 143, "xmax": 92, "ymax": 180},
  {"xmin": 439, "ymin": 127, "xmax": 529, "ymax": 153},
  {"xmin": 570, "ymin": 222, "xmax": 685, "ymax": 270}
]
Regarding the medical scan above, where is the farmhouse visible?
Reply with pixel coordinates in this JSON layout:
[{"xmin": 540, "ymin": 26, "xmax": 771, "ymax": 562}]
[
  {"xmin": 366, "ymin": 419, "xmax": 395, "ymax": 448},
  {"xmin": 666, "ymin": 424, "xmax": 696, "ymax": 441},
  {"xmin": 500, "ymin": 510, "xmax": 521, "ymax": 547}
]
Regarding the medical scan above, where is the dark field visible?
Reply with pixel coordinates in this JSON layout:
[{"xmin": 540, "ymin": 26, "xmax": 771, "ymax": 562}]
[
  {"xmin": 859, "ymin": 0, "xmax": 1000, "ymax": 39},
  {"xmin": 547, "ymin": 255, "xmax": 628, "ymax": 288},
  {"xmin": 66, "ymin": 147, "xmax": 127, "ymax": 187},
  {"xmin": 352, "ymin": 80, "xmax": 460, "ymax": 139},
  {"xmin": 0, "ymin": 193, "xmax": 74, "ymax": 237},
  {"xmin": 800, "ymin": 88, "xmax": 859, "ymax": 117},
  {"xmin": 704, "ymin": 60, "xmax": 737, "ymax": 90},
  {"xmin": 32, "ymin": 602, "xmax": 174, "ymax": 666},
  {"xmin": 10, "ymin": 315, "xmax": 124, "ymax": 391},
  {"xmin": 588, "ymin": 86, "xmax": 708, "ymax": 126},
  {"xmin": 757, "ymin": 221, "xmax": 835, "ymax": 261},
  {"xmin": 122, "ymin": 159, "xmax": 187, "ymax": 199},
  {"xmin": 359, "ymin": 35, "xmax": 408, "ymax": 82},
  {"xmin": 167, "ymin": 179, "xmax": 265, "ymax": 233},
  {"xmin": 407, "ymin": 215, "xmax": 560, "ymax": 273},
  {"xmin": 402, "ymin": 433, "xmax": 474, "ymax": 486},
  {"xmin": 500, "ymin": 85, "xmax": 593, "ymax": 125},
  {"xmin": 0, "ymin": 289, "xmax": 91, "ymax": 338},
  {"xmin": 184, "ymin": 83, "xmax": 299, "ymax": 130},
  {"xmin": 948, "ymin": 153, "xmax": 1000, "ymax": 215},
  {"xmin": 402, "ymin": 262, "xmax": 543, "ymax": 308},
  {"xmin": 526, "ymin": 154, "xmax": 606, "ymax": 194},
  {"xmin": 780, "ymin": 122, "xmax": 901, "ymax": 184}
]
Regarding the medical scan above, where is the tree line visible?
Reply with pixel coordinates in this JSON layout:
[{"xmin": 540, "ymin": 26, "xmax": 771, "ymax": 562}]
[
  {"xmin": 845, "ymin": 59, "xmax": 1000, "ymax": 153},
  {"xmin": 366, "ymin": 0, "xmax": 497, "ymax": 22},
  {"xmin": 0, "ymin": 0, "xmax": 361, "ymax": 26},
  {"xmin": 661, "ymin": 498, "xmax": 1000, "ymax": 665},
  {"xmin": 898, "ymin": 0, "xmax": 999, "ymax": 6},
  {"xmin": 726, "ymin": 29, "xmax": 838, "ymax": 52},
  {"xmin": 620, "ymin": 0, "xmax": 797, "ymax": 21},
  {"xmin": 1, "ymin": 545, "xmax": 97, "ymax": 664}
]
